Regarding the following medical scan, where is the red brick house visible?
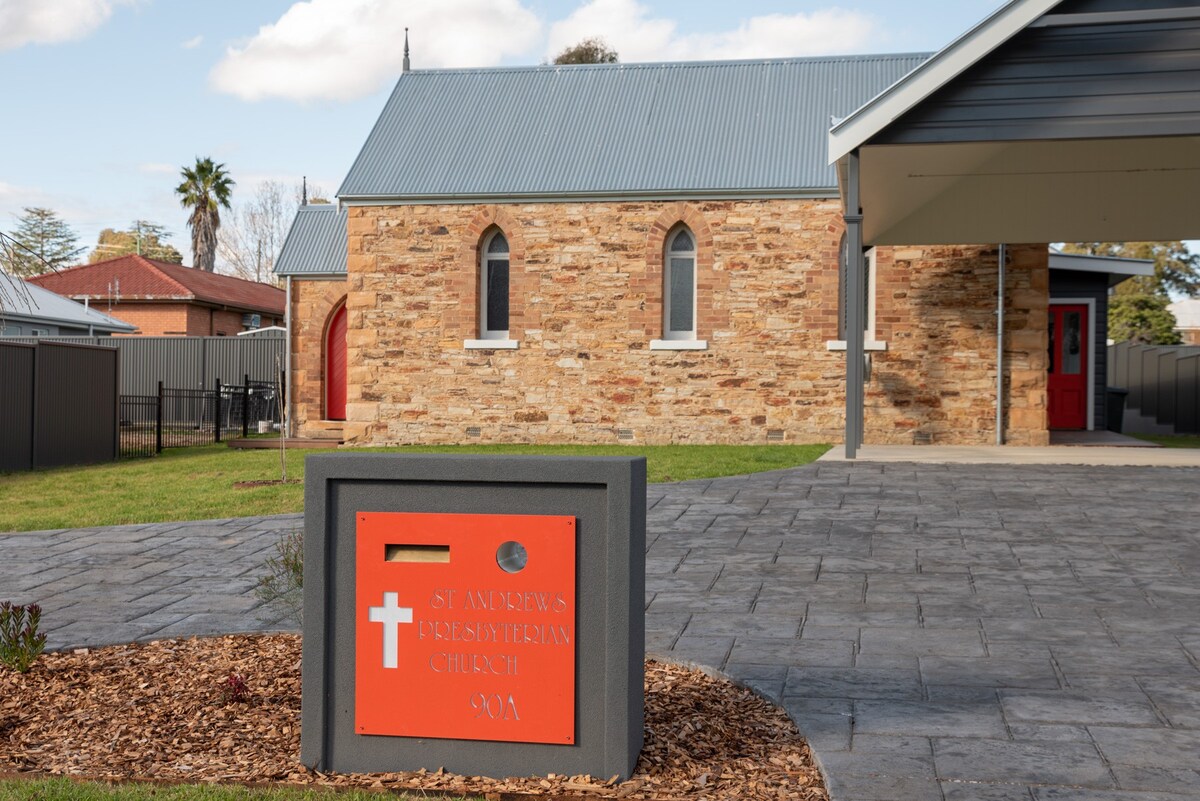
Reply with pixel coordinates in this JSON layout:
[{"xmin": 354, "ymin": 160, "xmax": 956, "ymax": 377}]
[{"xmin": 30, "ymin": 255, "xmax": 284, "ymax": 337}]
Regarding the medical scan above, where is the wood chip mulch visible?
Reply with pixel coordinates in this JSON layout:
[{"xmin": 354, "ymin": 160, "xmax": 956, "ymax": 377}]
[{"xmin": 0, "ymin": 635, "xmax": 827, "ymax": 800}]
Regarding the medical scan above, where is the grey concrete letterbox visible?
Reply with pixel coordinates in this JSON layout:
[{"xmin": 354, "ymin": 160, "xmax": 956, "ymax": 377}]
[{"xmin": 301, "ymin": 454, "xmax": 645, "ymax": 780}]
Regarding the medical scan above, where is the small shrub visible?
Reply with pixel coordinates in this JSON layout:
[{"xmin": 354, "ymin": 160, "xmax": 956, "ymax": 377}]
[
  {"xmin": 255, "ymin": 529, "xmax": 303, "ymax": 625},
  {"xmin": 0, "ymin": 601, "xmax": 47, "ymax": 673},
  {"xmin": 219, "ymin": 671, "xmax": 251, "ymax": 705}
]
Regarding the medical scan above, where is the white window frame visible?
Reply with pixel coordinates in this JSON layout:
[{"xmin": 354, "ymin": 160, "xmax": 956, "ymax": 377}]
[
  {"xmin": 827, "ymin": 247, "xmax": 887, "ymax": 352},
  {"xmin": 472, "ymin": 229, "xmax": 514, "ymax": 346},
  {"xmin": 651, "ymin": 225, "xmax": 707, "ymax": 350}
]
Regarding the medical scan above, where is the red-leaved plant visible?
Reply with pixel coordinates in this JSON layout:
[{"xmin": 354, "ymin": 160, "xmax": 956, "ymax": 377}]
[{"xmin": 219, "ymin": 671, "xmax": 251, "ymax": 705}]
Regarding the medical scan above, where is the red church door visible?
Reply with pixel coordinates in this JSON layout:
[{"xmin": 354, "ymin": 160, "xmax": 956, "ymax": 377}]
[
  {"xmin": 1048, "ymin": 304, "xmax": 1088, "ymax": 430},
  {"xmin": 325, "ymin": 304, "xmax": 347, "ymax": 421}
]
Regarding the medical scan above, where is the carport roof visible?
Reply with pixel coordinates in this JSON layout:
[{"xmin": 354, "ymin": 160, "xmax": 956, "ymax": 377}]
[{"xmin": 829, "ymin": 0, "xmax": 1200, "ymax": 246}]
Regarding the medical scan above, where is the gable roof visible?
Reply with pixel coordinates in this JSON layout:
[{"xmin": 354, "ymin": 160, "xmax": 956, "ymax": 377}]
[
  {"xmin": 28, "ymin": 254, "xmax": 285, "ymax": 315},
  {"xmin": 828, "ymin": 0, "xmax": 1062, "ymax": 162},
  {"xmin": 0, "ymin": 272, "xmax": 135, "ymax": 333},
  {"xmin": 339, "ymin": 55, "xmax": 930, "ymax": 202},
  {"xmin": 275, "ymin": 205, "xmax": 348, "ymax": 276}
]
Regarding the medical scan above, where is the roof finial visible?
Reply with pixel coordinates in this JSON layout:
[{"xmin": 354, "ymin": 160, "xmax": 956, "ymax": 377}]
[
  {"xmin": 302, "ymin": 175, "xmax": 308, "ymax": 205},
  {"xmin": 402, "ymin": 28, "xmax": 410, "ymax": 73}
]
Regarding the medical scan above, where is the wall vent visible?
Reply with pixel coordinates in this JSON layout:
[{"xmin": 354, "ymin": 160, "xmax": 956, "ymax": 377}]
[
  {"xmin": 466, "ymin": 426, "xmax": 482, "ymax": 438},
  {"xmin": 913, "ymin": 431, "xmax": 933, "ymax": 445},
  {"xmin": 617, "ymin": 428, "xmax": 634, "ymax": 441},
  {"xmin": 766, "ymin": 429, "xmax": 785, "ymax": 442}
]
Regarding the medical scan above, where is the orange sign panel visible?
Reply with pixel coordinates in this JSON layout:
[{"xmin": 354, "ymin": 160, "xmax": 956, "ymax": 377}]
[{"xmin": 355, "ymin": 511, "xmax": 576, "ymax": 744}]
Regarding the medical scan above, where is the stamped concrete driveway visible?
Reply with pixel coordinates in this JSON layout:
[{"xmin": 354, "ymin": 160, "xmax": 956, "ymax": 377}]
[
  {"xmin": 3, "ymin": 461, "xmax": 1199, "ymax": 800},
  {"xmin": 644, "ymin": 462, "xmax": 1200, "ymax": 801}
]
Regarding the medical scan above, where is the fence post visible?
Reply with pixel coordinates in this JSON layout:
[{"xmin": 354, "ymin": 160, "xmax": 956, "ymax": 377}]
[
  {"xmin": 242, "ymin": 373, "xmax": 250, "ymax": 438},
  {"xmin": 156, "ymin": 381, "xmax": 164, "ymax": 454},
  {"xmin": 215, "ymin": 378, "xmax": 223, "ymax": 444}
]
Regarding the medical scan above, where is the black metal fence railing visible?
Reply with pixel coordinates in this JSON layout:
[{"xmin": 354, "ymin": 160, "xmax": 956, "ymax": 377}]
[
  {"xmin": 118, "ymin": 374, "xmax": 283, "ymax": 459},
  {"xmin": 119, "ymin": 394, "xmax": 159, "ymax": 459}
]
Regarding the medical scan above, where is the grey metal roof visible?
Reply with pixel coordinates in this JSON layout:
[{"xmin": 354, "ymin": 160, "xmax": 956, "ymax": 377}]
[
  {"xmin": 338, "ymin": 55, "xmax": 931, "ymax": 201},
  {"xmin": 0, "ymin": 272, "xmax": 136, "ymax": 333},
  {"xmin": 274, "ymin": 205, "xmax": 348, "ymax": 276}
]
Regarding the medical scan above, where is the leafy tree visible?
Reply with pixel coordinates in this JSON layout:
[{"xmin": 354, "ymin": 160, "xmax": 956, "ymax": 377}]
[
  {"xmin": 176, "ymin": 157, "xmax": 235, "ymax": 272},
  {"xmin": 553, "ymin": 37, "xmax": 618, "ymax": 65},
  {"xmin": 1061, "ymin": 242, "xmax": 1200, "ymax": 297},
  {"xmin": 1109, "ymin": 293, "xmax": 1182, "ymax": 345},
  {"xmin": 0, "ymin": 207, "xmax": 83, "ymax": 277},
  {"xmin": 88, "ymin": 221, "xmax": 183, "ymax": 263}
]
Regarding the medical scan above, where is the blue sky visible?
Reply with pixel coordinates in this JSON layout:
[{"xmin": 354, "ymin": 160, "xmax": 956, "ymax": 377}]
[{"xmin": 0, "ymin": 0, "xmax": 1005, "ymax": 262}]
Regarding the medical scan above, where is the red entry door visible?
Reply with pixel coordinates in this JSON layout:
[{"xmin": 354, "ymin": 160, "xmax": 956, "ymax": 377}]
[
  {"xmin": 1048, "ymin": 304, "xmax": 1088, "ymax": 429},
  {"xmin": 325, "ymin": 304, "xmax": 347, "ymax": 421}
]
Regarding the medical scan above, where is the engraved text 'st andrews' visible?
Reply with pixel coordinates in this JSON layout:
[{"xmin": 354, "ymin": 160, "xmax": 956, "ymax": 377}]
[{"xmin": 301, "ymin": 454, "xmax": 646, "ymax": 781}]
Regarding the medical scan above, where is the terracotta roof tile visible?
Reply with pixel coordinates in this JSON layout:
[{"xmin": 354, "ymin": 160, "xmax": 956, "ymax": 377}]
[{"xmin": 29, "ymin": 255, "xmax": 285, "ymax": 315}]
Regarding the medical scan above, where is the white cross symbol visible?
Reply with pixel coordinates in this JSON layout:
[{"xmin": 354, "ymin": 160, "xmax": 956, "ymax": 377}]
[{"xmin": 368, "ymin": 591, "xmax": 413, "ymax": 669}]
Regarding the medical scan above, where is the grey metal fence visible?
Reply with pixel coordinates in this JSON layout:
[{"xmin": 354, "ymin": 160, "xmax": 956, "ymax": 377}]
[
  {"xmin": 1, "ymin": 333, "xmax": 284, "ymax": 395},
  {"xmin": 1108, "ymin": 342, "xmax": 1200, "ymax": 435},
  {"xmin": 0, "ymin": 340, "xmax": 119, "ymax": 471}
]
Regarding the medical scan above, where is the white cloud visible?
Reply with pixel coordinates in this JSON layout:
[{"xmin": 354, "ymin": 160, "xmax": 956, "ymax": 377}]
[
  {"xmin": 0, "ymin": 0, "xmax": 129, "ymax": 51},
  {"xmin": 138, "ymin": 163, "xmax": 178, "ymax": 175},
  {"xmin": 546, "ymin": 0, "xmax": 881, "ymax": 63},
  {"xmin": 181, "ymin": 34, "xmax": 203, "ymax": 49},
  {"xmin": 210, "ymin": 0, "xmax": 542, "ymax": 102}
]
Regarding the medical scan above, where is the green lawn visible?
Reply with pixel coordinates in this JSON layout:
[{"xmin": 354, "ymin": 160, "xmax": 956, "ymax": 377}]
[
  {"xmin": 0, "ymin": 442, "xmax": 829, "ymax": 532},
  {"xmin": 1131, "ymin": 434, "xmax": 1200, "ymax": 448},
  {"xmin": 0, "ymin": 778, "xmax": 472, "ymax": 801}
]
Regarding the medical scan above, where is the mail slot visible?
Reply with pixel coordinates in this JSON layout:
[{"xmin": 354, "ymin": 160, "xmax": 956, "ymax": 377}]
[
  {"xmin": 355, "ymin": 511, "xmax": 577, "ymax": 743},
  {"xmin": 302, "ymin": 454, "xmax": 645, "ymax": 781}
]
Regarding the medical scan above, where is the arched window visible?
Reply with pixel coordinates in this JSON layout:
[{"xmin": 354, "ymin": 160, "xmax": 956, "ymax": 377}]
[
  {"xmin": 663, "ymin": 226, "xmax": 696, "ymax": 340},
  {"xmin": 480, "ymin": 230, "xmax": 510, "ymax": 340}
]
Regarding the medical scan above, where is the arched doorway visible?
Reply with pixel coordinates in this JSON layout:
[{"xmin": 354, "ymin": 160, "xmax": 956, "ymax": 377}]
[{"xmin": 325, "ymin": 302, "xmax": 347, "ymax": 421}]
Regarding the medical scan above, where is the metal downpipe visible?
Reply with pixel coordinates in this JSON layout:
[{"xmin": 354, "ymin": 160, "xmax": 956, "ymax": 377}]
[
  {"xmin": 285, "ymin": 275, "xmax": 293, "ymax": 439},
  {"xmin": 996, "ymin": 244, "xmax": 1006, "ymax": 446}
]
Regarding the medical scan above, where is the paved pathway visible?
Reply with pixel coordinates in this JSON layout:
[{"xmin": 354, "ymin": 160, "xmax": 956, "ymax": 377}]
[{"xmin": 3, "ymin": 462, "xmax": 1200, "ymax": 800}]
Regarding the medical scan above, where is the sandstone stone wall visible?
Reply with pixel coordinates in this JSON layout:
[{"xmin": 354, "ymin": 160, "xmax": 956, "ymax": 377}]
[{"xmin": 288, "ymin": 200, "xmax": 1048, "ymax": 446}]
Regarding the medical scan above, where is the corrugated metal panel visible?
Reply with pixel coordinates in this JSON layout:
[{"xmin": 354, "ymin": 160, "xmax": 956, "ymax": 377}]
[
  {"xmin": 338, "ymin": 55, "xmax": 929, "ymax": 199},
  {"xmin": 275, "ymin": 205, "xmax": 349, "ymax": 276},
  {"xmin": 0, "ymin": 342, "xmax": 35, "ymax": 471},
  {"xmin": 0, "ymin": 335, "xmax": 283, "ymax": 394},
  {"xmin": 32, "ymin": 342, "xmax": 118, "ymax": 468},
  {"xmin": 877, "ymin": 9, "xmax": 1200, "ymax": 144},
  {"xmin": 122, "ymin": 337, "xmax": 205, "ymax": 393}
]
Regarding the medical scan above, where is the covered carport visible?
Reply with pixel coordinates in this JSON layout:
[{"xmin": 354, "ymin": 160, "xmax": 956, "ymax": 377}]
[{"xmin": 832, "ymin": 0, "xmax": 1200, "ymax": 458}]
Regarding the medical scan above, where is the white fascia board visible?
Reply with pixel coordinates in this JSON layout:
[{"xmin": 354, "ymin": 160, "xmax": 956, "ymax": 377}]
[{"xmin": 828, "ymin": 0, "xmax": 1064, "ymax": 165}]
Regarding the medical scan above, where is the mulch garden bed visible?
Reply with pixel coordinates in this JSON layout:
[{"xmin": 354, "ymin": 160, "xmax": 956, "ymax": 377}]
[{"xmin": 0, "ymin": 635, "xmax": 827, "ymax": 800}]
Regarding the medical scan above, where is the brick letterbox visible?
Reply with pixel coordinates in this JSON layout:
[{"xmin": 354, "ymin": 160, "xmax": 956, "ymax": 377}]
[{"xmin": 302, "ymin": 455, "xmax": 645, "ymax": 780}]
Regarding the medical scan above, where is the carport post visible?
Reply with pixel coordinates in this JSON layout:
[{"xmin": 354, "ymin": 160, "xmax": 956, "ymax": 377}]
[{"xmin": 844, "ymin": 150, "xmax": 866, "ymax": 459}]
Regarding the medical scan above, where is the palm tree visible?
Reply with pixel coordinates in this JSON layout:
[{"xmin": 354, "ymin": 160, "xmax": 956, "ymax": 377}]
[{"xmin": 175, "ymin": 157, "xmax": 234, "ymax": 272}]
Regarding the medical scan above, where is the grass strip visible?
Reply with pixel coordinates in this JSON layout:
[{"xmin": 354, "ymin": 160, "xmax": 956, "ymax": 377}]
[
  {"xmin": 0, "ymin": 443, "xmax": 829, "ymax": 532},
  {"xmin": 1130, "ymin": 434, "xmax": 1200, "ymax": 449}
]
